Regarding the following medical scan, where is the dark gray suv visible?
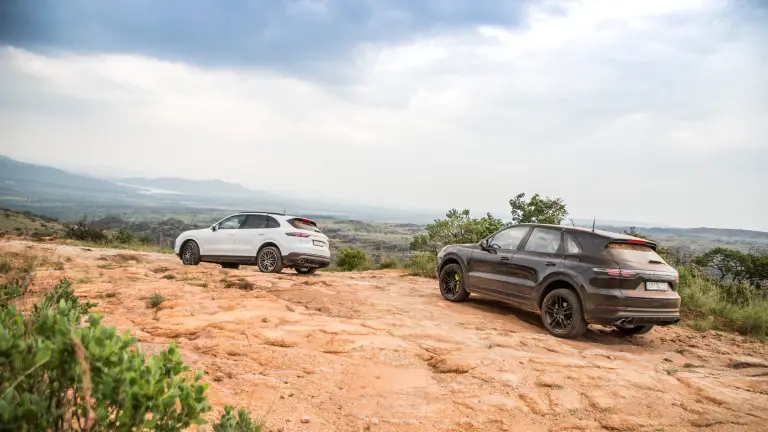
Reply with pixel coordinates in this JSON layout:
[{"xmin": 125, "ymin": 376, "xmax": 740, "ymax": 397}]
[{"xmin": 435, "ymin": 224, "xmax": 681, "ymax": 338}]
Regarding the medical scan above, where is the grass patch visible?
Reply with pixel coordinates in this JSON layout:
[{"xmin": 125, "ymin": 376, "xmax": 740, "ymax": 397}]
[
  {"xmin": 664, "ymin": 367, "xmax": 679, "ymax": 375},
  {"xmin": 678, "ymin": 266, "xmax": 768, "ymax": 339},
  {"xmin": 376, "ymin": 256, "xmax": 401, "ymax": 270},
  {"xmin": 151, "ymin": 266, "xmax": 171, "ymax": 274},
  {"xmin": 147, "ymin": 293, "xmax": 166, "ymax": 308},
  {"xmin": 163, "ymin": 273, "xmax": 176, "ymax": 280},
  {"xmin": 104, "ymin": 291, "xmax": 118, "ymax": 298},
  {"xmin": 404, "ymin": 252, "xmax": 437, "ymax": 278}
]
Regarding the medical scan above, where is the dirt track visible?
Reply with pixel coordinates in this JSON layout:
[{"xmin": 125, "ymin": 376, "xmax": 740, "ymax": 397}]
[{"xmin": 4, "ymin": 240, "xmax": 768, "ymax": 431}]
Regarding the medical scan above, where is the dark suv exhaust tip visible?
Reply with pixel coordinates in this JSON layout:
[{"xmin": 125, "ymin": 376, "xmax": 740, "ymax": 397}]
[{"xmin": 615, "ymin": 318, "xmax": 635, "ymax": 326}]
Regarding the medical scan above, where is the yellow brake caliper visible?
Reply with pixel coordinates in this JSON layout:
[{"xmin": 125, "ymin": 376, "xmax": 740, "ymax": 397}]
[{"xmin": 454, "ymin": 273, "xmax": 460, "ymax": 293}]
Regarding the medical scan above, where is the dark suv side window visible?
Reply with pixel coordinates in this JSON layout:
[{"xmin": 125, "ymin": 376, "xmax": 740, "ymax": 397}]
[
  {"xmin": 523, "ymin": 228, "xmax": 563, "ymax": 254},
  {"xmin": 489, "ymin": 226, "xmax": 529, "ymax": 250},
  {"xmin": 564, "ymin": 233, "xmax": 581, "ymax": 254}
]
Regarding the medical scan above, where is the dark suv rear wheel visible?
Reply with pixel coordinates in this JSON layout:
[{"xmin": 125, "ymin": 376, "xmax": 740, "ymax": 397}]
[
  {"xmin": 439, "ymin": 263, "xmax": 470, "ymax": 302},
  {"xmin": 541, "ymin": 288, "xmax": 588, "ymax": 338}
]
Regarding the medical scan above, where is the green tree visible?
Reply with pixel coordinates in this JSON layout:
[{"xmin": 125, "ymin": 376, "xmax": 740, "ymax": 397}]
[
  {"xmin": 410, "ymin": 209, "xmax": 505, "ymax": 254},
  {"xmin": 509, "ymin": 193, "xmax": 568, "ymax": 225},
  {"xmin": 694, "ymin": 247, "xmax": 751, "ymax": 284}
]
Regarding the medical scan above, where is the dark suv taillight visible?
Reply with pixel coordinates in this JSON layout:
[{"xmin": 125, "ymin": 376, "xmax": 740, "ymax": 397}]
[{"xmin": 592, "ymin": 268, "xmax": 637, "ymax": 278}]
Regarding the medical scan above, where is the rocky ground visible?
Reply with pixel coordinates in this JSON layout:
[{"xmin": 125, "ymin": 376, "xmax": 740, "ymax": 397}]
[{"xmin": 3, "ymin": 240, "xmax": 768, "ymax": 432}]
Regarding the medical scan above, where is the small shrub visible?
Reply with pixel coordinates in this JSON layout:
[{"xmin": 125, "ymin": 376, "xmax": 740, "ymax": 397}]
[
  {"xmin": 0, "ymin": 254, "xmax": 11, "ymax": 274},
  {"xmin": 114, "ymin": 229, "xmax": 136, "ymax": 245},
  {"xmin": 163, "ymin": 273, "xmax": 176, "ymax": 280},
  {"xmin": 377, "ymin": 256, "xmax": 400, "ymax": 270},
  {"xmin": 0, "ymin": 287, "xmax": 210, "ymax": 431},
  {"xmin": 104, "ymin": 291, "xmax": 117, "ymax": 298},
  {"xmin": 335, "ymin": 248, "xmax": 371, "ymax": 271},
  {"xmin": 691, "ymin": 317, "xmax": 714, "ymax": 332},
  {"xmin": 212, "ymin": 406, "xmax": 263, "ymax": 432},
  {"xmin": 0, "ymin": 283, "xmax": 23, "ymax": 308},
  {"xmin": 238, "ymin": 280, "xmax": 254, "ymax": 291},
  {"xmin": 64, "ymin": 218, "xmax": 109, "ymax": 243},
  {"xmin": 147, "ymin": 293, "xmax": 166, "ymax": 308},
  {"xmin": 404, "ymin": 252, "xmax": 437, "ymax": 278},
  {"xmin": 152, "ymin": 266, "xmax": 171, "ymax": 274},
  {"xmin": 138, "ymin": 234, "xmax": 153, "ymax": 245}
]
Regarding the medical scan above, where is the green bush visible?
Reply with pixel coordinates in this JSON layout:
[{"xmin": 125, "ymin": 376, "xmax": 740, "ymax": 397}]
[
  {"xmin": 64, "ymin": 218, "xmax": 109, "ymax": 244},
  {"xmin": 114, "ymin": 229, "xmax": 136, "ymax": 245},
  {"xmin": 212, "ymin": 406, "xmax": 263, "ymax": 432},
  {"xmin": 335, "ymin": 248, "xmax": 371, "ymax": 271},
  {"xmin": 0, "ymin": 279, "xmax": 211, "ymax": 431},
  {"xmin": 377, "ymin": 256, "xmax": 400, "ymax": 270},
  {"xmin": 404, "ymin": 252, "xmax": 437, "ymax": 278},
  {"xmin": 0, "ymin": 283, "xmax": 23, "ymax": 308}
]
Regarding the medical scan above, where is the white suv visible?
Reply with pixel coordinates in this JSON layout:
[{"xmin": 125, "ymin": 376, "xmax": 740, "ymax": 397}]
[{"xmin": 174, "ymin": 212, "xmax": 331, "ymax": 274}]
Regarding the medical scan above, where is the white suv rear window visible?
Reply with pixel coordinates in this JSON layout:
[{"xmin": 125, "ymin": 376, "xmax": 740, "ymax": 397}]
[{"xmin": 288, "ymin": 218, "xmax": 321, "ymax": 233}]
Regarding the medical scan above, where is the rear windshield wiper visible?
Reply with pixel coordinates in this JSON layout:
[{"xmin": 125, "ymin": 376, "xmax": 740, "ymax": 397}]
[{"xmin": 649, "ymin": 259, "xmax": 663, "ymax": 264}]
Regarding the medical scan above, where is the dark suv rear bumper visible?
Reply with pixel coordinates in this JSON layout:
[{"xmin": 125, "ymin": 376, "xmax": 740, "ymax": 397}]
[
  {"xmin": 282, "ymin": 253, "xmax": 331, "ymax": 268},
  {"xmin": 583, "ymin": 290, "xmax": 681, "ymax": 326}
]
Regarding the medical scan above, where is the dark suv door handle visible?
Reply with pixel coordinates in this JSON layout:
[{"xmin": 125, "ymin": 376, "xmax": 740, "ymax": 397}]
[
  {"xmin": 500, "ymin": 256, "xmax": 509, "ymax": 261},
  {"xmin": 545, "ymin": 261, "xmax": 557, "ymax": 266}
]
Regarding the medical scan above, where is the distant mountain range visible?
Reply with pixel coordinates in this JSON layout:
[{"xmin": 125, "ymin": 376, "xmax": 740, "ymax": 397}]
[
  {"xmin": 1, "ymin": 155, "xmax": 767, "ymax": 244},
  {"xmin": 0, "ymin": 155, "xmax": 438, "ymax": 222}
]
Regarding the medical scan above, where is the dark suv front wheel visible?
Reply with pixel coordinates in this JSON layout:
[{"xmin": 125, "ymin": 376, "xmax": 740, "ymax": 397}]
[
  {"xmin": 541, "ymin": 288, "xmax": 588, "ymax": 338},
  {"xmin": 439, "ymin": 263, "xmax": 470, "ymax": 302}
]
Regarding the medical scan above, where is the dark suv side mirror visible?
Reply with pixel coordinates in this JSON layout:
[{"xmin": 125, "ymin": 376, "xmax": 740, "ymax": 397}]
[
  {"xmin": 211, "ymin": 225, "xmax": 217, "ymax": 232},
  {"xmin": 480, "ymin": 239, "xmax": 489, "ymax": 249}
]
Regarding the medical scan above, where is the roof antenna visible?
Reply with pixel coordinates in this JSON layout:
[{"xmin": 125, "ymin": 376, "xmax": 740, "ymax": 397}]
[{"xmin": 592, "ymin": 217, "xmax": 596, "ymax": 232}]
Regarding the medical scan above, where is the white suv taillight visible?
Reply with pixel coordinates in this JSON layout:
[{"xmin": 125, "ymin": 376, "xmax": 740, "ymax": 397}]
[{"xmin": 285, "ymin": 232, "xmax": 310, "ymax": 238}]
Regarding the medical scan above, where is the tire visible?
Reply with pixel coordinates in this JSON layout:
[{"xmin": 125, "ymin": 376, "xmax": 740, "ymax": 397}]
[
  {"xmin": 221, "ymin": 263, "xmax": 240, "ymax": 270},
  {"xmin": 541, "ymin": 288, "xmax": 588, "ymax": 338},
  {"xmin": 438, "ymin": 263, "xmax": 470, "ymax": 302},
  {"xmin": 296, "ymin": 267, "xmax": 317, "ymax": 275},
  {"xmin": 180, "ymin": 241, "xmax": 201, "ymax": 266},
  {"xmin": 615, "ymin": 324, "xmax": 654, "ymax": 336},
  {"xmin": 257, "ymin": 246, "xmax": 283, "ymax": 273}
]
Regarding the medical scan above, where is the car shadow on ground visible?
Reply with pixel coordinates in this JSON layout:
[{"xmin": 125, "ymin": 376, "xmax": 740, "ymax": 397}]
[{"xmin": 462, "ymin": 295, "xmax": 648, "ymax": 348}]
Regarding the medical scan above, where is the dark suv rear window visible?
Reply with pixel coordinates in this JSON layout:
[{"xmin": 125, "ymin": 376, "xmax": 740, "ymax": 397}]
[
  {"xmin": 288, "ymin": 218, "xmax": 321, "ymax": 233},
  {"xmin": 604, "ymin": 243, "xmax": 668, "ymax": 265}
]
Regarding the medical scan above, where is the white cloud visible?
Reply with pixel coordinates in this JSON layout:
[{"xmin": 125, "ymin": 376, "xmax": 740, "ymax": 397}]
[{"xmin": 0, "ymin": 0, "xmax": 766, "ymax": 229}]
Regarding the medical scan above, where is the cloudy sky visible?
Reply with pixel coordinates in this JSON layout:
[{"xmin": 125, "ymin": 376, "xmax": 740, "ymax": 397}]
[{"xmin": 1, "ymin": 0, "xmax": 766, "ymax": 230}]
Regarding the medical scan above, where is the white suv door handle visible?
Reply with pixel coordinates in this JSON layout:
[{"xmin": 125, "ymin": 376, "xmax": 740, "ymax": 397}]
[{"xmin": 258, "ymin": 233, "xmax": 265, "ymax": 236}]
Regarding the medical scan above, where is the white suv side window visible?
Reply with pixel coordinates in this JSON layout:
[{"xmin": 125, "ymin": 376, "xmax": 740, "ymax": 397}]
[{"xmin": 218, "ymin": 215, "xmax": 246, "ymax": 230}]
